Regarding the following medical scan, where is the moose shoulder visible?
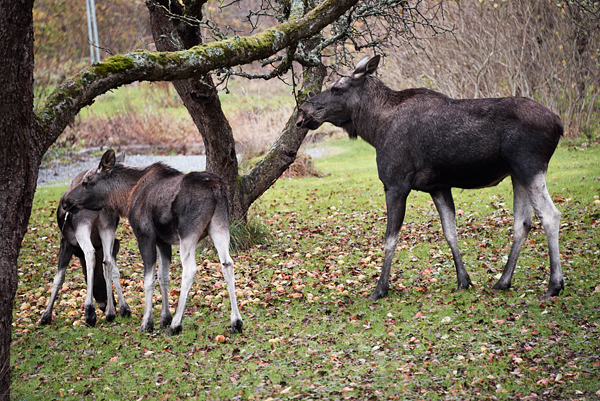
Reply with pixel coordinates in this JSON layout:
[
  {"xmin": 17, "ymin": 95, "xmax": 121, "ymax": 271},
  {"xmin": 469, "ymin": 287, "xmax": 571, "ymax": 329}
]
[{"xmin": 297, "ymin": 55, "xmax": 564, "ymax": 301}]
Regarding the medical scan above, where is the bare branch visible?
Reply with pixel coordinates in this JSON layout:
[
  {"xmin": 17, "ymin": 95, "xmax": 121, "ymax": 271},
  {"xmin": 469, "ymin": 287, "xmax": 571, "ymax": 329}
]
[{"xmin": 34, "ymin": 0, "xmax": 360, "ymax": 150}]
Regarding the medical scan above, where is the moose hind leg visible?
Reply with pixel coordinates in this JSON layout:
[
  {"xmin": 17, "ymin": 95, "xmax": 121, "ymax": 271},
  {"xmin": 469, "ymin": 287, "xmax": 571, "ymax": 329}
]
[
  {"xmin": 156, "ymin": 241, "xmax": 172, "ymax": 329},
  {"xmin": 526, "ymin": 173, "xmax": 563, "ymax": 299},
  {"xmin": 431, "ymin": 189, "xmax": 472, "ymax": 291},
  {"xmin": 210, "ymin": 223, "xmax": 243, "ymax": 333},
  {"xmin": 168, "ymin": 238, "xmax": 198, "ymax": 335},
  {"xmin": 493, "ymin": 179, "xmax": 532, "ymax": 291},
  {"xmin": 139, "ymin": 239, "xmax": 158, "ymax": 332}
]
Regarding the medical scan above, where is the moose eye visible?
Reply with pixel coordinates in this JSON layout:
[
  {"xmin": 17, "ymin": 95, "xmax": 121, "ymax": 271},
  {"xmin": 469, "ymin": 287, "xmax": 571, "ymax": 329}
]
[{"xmin": 82, "ymin": 178, "xmax": 94, "ymax": 188}]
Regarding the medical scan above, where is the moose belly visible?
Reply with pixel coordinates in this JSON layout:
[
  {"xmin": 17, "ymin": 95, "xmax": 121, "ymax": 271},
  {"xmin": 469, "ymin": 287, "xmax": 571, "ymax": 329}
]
[
  {"xmin": 412, "ymin": 164, "xmax": 510, "ymax": 191},
  {"xmin": 153, "ymin": 219, "xmax": 181, "ymax": 245}
]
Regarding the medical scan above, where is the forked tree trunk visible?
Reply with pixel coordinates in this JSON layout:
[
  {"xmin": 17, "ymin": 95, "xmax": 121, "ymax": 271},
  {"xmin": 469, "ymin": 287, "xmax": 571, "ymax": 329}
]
[
  {"xmin": 147, "ymin": 0, "xmax": 325, "ymax": 222},
  {"xmin": 0, "ymin": 0, "xmax": 38, "ymax": 398}
]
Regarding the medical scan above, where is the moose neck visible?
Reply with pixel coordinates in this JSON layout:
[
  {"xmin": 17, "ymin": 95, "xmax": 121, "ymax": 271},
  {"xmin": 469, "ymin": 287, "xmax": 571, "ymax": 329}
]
[
  {"xmin": 349, "ymin": 78, "xmax": 398, "ymax": 149},
  {"xmin": 105, "ymin": 164, "xmax": 149, "ymax": 218}
]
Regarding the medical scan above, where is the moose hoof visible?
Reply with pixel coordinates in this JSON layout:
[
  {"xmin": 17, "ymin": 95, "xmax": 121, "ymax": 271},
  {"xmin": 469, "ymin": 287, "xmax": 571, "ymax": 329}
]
[
  {"xmin": 167, "ymin": 325, "xmax": 182, "ymax": 336},
  {"xmin": 541, "ymin": 280, "xmax": 564, "ymax": 301},
  {"xmin": 492, "ymin": 281, "xmax": 511, "ymax": 291},
  {"xmin": 39, "ymin": 314, "xmax": 52, "ymax": 326},
  {"xmin": 369, "ymin": 288, "xmax": 388, "ymax": 301},
  {"xmin": 139, "ymin": 322, "xmax": 154, "ymax": 332},
  {"xmin": 231, "ymin": 319, "xmax": 243, "ymax": 334},
  {"xmin": 85, "ymin": 305, "xmax": 97, "ymax": 327},
  {"xmin": 105, "ymin": 313, "xmax": 116, "ymax": 322},
  {"xmin": 492, "ymin": 281, "xmax": 510, "ymax": 291},
  {"xmin": 97, "ymin": 302, "xmax": 107, "ymax": 312},
  {"xmin": 119, "ymin": 306, "xmax": 132, "ymax": 318},
  {"xmin": 456, "ymin": 277, "xmax": 472, "ymax": 292},
  {"xmin": 160, "ymin": 314, "xmax": 173, "ymax": 329}
]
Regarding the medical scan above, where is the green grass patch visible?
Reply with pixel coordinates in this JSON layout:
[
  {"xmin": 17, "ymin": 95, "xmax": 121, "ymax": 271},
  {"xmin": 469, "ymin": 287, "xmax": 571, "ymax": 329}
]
[{"xmin": 12, "ymin": 139, "xmax": 600, "ymax": 400}]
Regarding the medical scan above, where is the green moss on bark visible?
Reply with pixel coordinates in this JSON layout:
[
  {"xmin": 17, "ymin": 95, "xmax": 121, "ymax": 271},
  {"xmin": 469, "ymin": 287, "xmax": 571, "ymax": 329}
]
[{"xmin": 91, "ymin": 55, "xmax": 135, "ymax": 77}]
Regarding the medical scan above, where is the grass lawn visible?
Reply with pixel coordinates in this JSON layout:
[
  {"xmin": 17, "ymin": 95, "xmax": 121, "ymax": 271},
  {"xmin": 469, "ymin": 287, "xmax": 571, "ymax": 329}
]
[{"xmin": 11, "ymin": 138, "xmax": 600, "ymax": 400}]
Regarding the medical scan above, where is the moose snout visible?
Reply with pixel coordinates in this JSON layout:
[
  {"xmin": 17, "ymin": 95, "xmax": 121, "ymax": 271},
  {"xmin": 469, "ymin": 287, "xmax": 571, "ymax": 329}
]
[
  {"xmin": 296, "ymin": 108, "xmax": 322, "ymax": 130},
  {"xmin": 62, "ymin": 197, "xmax": 82, "ymax": 213},
  {"xmin": 296, "ymin": 110, "xmax": 307, "ymax": 128}
]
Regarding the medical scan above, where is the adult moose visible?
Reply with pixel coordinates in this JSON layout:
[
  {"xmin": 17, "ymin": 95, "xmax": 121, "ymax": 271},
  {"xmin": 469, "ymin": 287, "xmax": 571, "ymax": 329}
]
[
  {"xmin": 297, "ymin": 55, "xmax": 564, "ymax": 301},
  {"xmin": 63, "ymin": 150, "xmax": 243, "ymax": 334},
  {"xmin": 40, "ymin": 163, "xmax": 130, "ymax": 327}
]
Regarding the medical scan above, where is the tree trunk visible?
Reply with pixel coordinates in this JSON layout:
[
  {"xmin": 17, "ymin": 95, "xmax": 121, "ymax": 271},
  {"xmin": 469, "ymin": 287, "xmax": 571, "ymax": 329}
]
[
  {"xmin": 0, "ymin": 0, "xmax": 38, "ymax": 397},
  {"xmin": 146, "ymin": 0, "xmax": 326, "ymax": 222},
  {"xmin": 237, "ymin": 62, "xmax": 326, "ymax": 216}
]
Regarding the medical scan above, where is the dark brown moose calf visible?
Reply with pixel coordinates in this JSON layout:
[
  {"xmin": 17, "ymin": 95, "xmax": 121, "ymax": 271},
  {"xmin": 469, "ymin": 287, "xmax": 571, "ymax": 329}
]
[
  {"xmin": 63, "ymin": 150, "xmax": 243, "ymax": 334},
  {"xmin": 297, "ymin": 55, "xmax": 564, "ymax": 301},
  {"xmin": 40, "ymin": 165, "xmax": 130, "ymax": 327}
]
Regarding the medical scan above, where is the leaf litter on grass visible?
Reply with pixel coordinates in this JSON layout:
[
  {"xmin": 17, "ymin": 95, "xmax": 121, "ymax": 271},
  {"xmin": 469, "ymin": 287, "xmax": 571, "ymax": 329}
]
[{"xmin": 11, "ymin": 139, "xmax": 600, "ymax": 400}]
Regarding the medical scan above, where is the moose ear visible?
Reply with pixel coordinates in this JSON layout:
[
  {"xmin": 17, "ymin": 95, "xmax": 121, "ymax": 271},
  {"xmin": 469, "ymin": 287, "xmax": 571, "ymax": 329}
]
[
  {"xmin": 352, "ymin": 55, "xmax": 381, "ymax": 79},
  {"xmin": 115, "ymin": 152, "xmax": 126, "ymax": 164},
  {"xmin": 99, "ymin": 149, "xmax": 116, "ymax": 171},
  {"xmin": 307, "ymin": 91, "xmax": 316, "ymax": 99}
]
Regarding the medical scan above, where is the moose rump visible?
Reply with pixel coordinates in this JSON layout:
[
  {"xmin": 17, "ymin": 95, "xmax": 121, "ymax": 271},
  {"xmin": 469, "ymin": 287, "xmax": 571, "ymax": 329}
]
[
  {"xmin": 297, "ymin": 55, "xmax": 564, "ymax": 301},
  {"xmin": 63, "ymin": 150, "xmax": 243, "ymax": 334}
]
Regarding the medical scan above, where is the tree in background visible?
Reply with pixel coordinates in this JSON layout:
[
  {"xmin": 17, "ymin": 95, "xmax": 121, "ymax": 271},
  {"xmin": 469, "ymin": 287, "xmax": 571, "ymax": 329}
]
[{"xmin": 0, "ymin": 0, "xmax": 446, "ymax": 397}]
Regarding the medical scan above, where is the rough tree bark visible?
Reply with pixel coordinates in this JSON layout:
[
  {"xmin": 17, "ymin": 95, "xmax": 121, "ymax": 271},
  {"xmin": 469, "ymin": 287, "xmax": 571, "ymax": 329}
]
[
  {"xmin": 0, "ymin": 0, "xmax": 37, "ymax": 398},
  {"xmin": 146, "ymin": 0, "xmax": 325, "ymax": 221}
]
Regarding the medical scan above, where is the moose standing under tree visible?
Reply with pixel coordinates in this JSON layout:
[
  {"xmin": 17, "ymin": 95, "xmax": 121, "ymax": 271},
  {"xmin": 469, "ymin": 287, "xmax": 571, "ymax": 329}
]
[{"xmin": 297, "ymin": 55, "xmax": 564, "ymax": 301}]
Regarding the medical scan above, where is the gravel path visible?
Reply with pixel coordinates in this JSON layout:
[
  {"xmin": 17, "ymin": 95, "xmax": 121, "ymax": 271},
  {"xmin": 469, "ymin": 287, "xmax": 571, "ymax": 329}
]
[
  {"xmin": 38, "ymin": 154, "xmax": 208, "ymax": 187},
  {"xmin": 38, "ymin": 147, "xmax": 327, "ymax": 187}
]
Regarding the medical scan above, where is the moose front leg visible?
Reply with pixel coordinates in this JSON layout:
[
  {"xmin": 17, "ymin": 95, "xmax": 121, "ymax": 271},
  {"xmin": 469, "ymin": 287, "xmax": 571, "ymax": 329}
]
[
  {"xmin": 371, "ymin": 187, "xmax": 409, "ymax": 301},
  {"xmin": 110, "ymin": 239, "xmax": 131, "ymax": 318},
  {"xmin": 99, "ymin": 232, "xmax": 119, "ymax": 322}
]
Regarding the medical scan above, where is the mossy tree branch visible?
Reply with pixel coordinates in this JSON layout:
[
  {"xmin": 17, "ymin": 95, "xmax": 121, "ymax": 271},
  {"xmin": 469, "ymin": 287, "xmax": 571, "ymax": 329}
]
[{"xmin": 33, "ymin": 0, "xmax": 359, "ymax": 153}]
